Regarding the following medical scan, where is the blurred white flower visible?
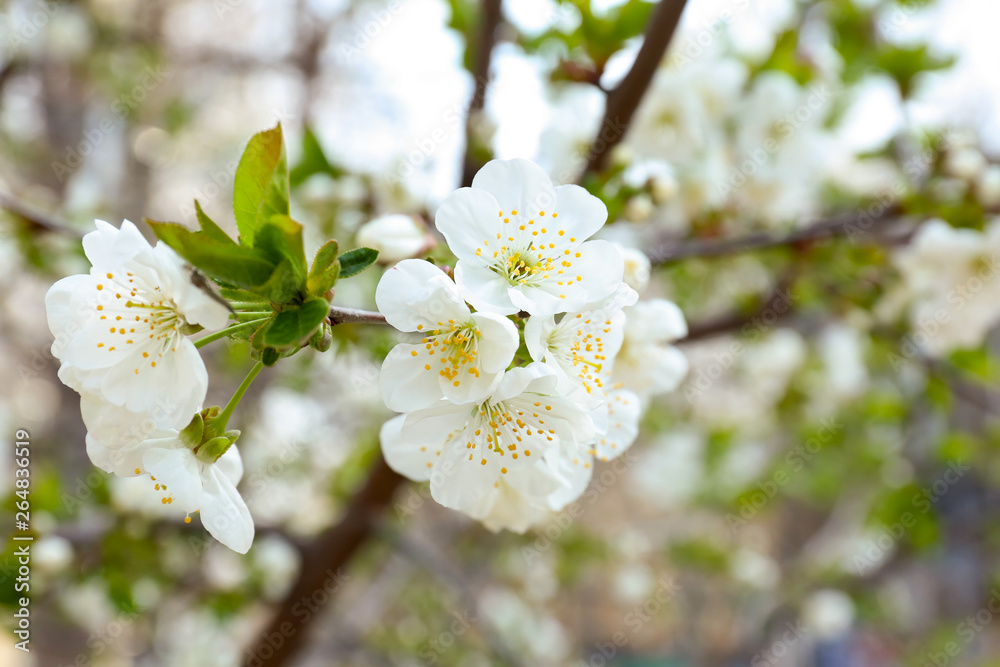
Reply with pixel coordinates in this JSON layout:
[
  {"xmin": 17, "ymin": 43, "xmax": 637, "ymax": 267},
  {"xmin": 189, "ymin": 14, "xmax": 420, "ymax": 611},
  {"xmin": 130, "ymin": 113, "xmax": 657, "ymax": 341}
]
[
  {"xmin": 32, "ymin": 535, "xmax": 74, "ymax": 574},
  {"xmin": 435, "ymin": 158, "xmax": 622, "ymax": 316},
  {"xmin": 45, "ymin": 220, "xmax": 229, "ymax": 429},
  {"xmin": 613, "ymin": 243, "xmax": 651, "ymax": 293},
  {"xmin": 613, "ymin": 299, "xmax": 689, "ymax": 400},
  {"xmin": 375, "ymin": 259, "xmax": 518, "ymax": 411},
  {"xmin": 356, "ymin": 213, "xmax": 433, "ymax": 263},
  {"xmin": 893, "ymin": 218, "xmax": 1000, "ymax": 356},
  {"xmin": 803, "ymin": 589, "xmax": 855, "ymax": 640},
  {"xmin": 977, "ymin": 165, "xmax": 1000, "ymax": 207},
  {"xmin": 818, "ymin": 323, "xmax": 869, "ymax": 402}
]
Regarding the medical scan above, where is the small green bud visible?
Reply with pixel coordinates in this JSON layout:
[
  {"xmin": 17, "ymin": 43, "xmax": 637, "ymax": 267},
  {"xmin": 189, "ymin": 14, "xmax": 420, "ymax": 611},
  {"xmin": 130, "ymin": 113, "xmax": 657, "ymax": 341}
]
[
  {"xmin": 195, "ymin": 436, "xmax": 233, "ymax": 463},
  {"xmin": 261, "ymin": 346, "xmax": 281, "ymax": 366},
  {"xmin": 309, "ymin": 322, "xmax": 333, "ymax": 352},
  {"xmin": 179, "ymin": 412, "xmax": 205, "ymax": 449}
]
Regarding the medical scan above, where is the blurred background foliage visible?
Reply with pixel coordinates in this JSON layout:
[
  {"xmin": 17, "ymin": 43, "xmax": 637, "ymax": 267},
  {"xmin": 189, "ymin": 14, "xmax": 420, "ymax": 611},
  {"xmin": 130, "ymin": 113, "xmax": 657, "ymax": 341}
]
[{"xmin": 3, "ymin": 0, "xmax": 1000, "ymax": 665}]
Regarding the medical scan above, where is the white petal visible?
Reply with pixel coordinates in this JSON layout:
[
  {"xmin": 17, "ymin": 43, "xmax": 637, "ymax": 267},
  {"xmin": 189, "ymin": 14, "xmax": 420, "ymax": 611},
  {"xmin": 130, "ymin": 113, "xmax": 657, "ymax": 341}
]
[
  {"xmin": 627, "ymin": 299, "xmax": 688, "ymax": 343},
  {"xmin": 400, "ymin": 401, "xmax": 475, "ymax": 447},
  {"xmin": 46, "ymin": 274, "xmax": 97, "ymax": 362},
  {"xmin": 214, "ymin": 446, "xmax": 244, "ymax": 486},
  {"xmin": 544, "ymin": 445, "xmax": 593, "ymax": 511},
  {"xmin": 562, "ymin": 239, "xmax": 625, "ymax": 307},
  {"xmin": 82, "ymin": 219, "xmax": 152, "ymax": 268},
  {"xmin": 492, "ymin": 362, "xmax": 559, "ymax": 401},
  {"xmin": 376, "ymin": 259, "xmax": 469, "ymax": 331},
  {"xmin": 470, "ymin": 312, "xmax": 519, "ymax": 373},
  {"xmin": 454, "ymin": 261, "xmax": 518, "ymax": 315},
  {"xmin": 552, "ymin": 184, "xmax": 608, "ymax": 241},
  {"xmin": 433, "ymin": 187, "xmax": 503, "ymax": 260},
  {"xmin": 471, "ymin": 158, "xmax": 558, "ymax": 218},
  {"xmin": 508, "ymin": 283, "xmax": 567, "ymax": 317},
  {"xmin": 142, "ymin": 446, "xmax": 203, "ymax": 513},
  {"xmin": 523, "ymin": 314, "xmax": 555, "ymax": 365},
  {"xmin": 200, "ymin": 465, "xmax": 255, "ymax": 554},
  {"xmin": 430, "ymin": 431, "xmax": 500, "ymax": 511},
  {"xmin": 380, "ymin": 415, "xmax": 436, "ymax": 482},
  {"xmin": 157, "ymin": 246, "xmax": 231, "ymax": 330},
  {"xmin": 592, "ymin": 389, "xmax": 641, "ymax": 461},
  {"xmin": 379, "ymin": 343, "xmax": 447, "ymax": 412}
]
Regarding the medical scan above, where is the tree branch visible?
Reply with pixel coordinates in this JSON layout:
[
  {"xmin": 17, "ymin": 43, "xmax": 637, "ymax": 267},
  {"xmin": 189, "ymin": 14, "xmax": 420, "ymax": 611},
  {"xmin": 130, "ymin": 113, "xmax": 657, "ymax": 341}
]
[
  {"xmin": 327, "ymin": 306, "xmax": 387, "ymax": 326},
  {"xmin": 460, "ymin": 0, "xmax": 504, "ymax": 188},
  {"xmin": 648, "ymin": 204, "xmax": 906, "ymax": 265},
  {"xmin": 0, "ymin": 191, "xmax": 84, "ymax": 238},
  {"xmin": 244, "ymin": 457, "xmax": 405, "ymax": 667},
  {"xmin": 579, "ymin": 0, "xmax": 690, "ymax": 179}
]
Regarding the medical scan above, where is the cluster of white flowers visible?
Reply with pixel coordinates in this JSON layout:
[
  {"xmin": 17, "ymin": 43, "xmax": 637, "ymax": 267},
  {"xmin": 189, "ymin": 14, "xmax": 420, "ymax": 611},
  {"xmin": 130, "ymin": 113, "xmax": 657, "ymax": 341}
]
[
  {"xmin": 376, "ymin": 159, "xmax": 689, "ymax": 531},
  {"xmin": 626, "ymin": 59, "xmax": 838, "ymax": 230},
  {"xmin": 45, "ymin": 220, "xmax": 254, "ymax": 552},
  {"xmin": 890, "ymin": 218, "xmax": 1000, "ymax": 356}
]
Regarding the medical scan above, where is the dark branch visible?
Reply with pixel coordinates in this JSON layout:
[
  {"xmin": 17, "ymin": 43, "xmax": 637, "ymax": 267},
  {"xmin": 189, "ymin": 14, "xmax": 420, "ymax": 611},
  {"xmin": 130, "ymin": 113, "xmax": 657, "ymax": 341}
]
[
  {"xmin": 648, "ymin": 204, "xmax": 905, "ymax": 265},
  {"xmin": 460, "ymin": 0, "xmax": 504, "ymax": 188},
  {"xmin": 0, "ymin": 191, "xmax": 84, "ymax": 238},
  {"xmin": 327, "ymin": 306, "xmax": 387, "ymax": 326},
  {"xmin": 579, "ymin": 0, "xmax": 690, "ymax": 179},
  {"xmin": 244, "ymin": 457, "xmax": 405, "ymax": 667}
]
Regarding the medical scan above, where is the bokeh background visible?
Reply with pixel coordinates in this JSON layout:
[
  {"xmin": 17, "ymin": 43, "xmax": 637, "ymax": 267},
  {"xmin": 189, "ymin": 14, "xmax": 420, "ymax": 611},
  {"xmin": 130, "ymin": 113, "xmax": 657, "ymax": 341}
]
[{"xmin": 3, "ymin": 0, "xmax": 1000, "ymax": 665}]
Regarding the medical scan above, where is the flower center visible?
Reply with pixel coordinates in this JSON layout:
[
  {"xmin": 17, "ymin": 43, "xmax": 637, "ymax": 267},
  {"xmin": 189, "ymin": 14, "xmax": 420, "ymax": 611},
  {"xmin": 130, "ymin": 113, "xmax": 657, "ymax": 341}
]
[{"xmin": 417, "ymin": 320, "xmax": 482, "ymax": 387}]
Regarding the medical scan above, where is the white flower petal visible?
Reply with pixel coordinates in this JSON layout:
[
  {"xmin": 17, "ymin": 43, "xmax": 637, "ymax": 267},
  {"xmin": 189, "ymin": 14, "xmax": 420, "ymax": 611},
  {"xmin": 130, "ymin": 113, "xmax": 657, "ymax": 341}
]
[
  {"xmin": 553, "ymin": 184, "xmax": 608, "ymax": 240},
  {"xmin": 200, "ymin": 464, "xmax": 255, "ymax": 554},
  {"xmin": 455, "ymin": 261, "xmax": 518, "ymax": 315},
  {"xmin": 431, "ymin": 434, "xmax": 501, "ymax": 511},
  {"xmin": 380, "ymin": 343, "xmax": 449, "ymax": 411},
  {"xmin": 469, "ymin": 312, "xmax": 519, "ymax": 373},
  {"xmin": 376, "ymin": 259, "xmax": 469, "ymax": 331},
  {"xmin": 471, "ymin": 158, "xmax": 558, "ymax": 217},
  {"xmin": 592, "ymin": 389, "xmax": 641, "ymax": 462},
  {"xmin": 434, "ymin": 187, "xmax": 503, "ymax": 260},
  {"xmin": 142, "ymin": 446, "xmax": 204, "ymax": 513},
  {"xmin": 380, "ymin": 414, "xmax": 435, "ymax": 482}
]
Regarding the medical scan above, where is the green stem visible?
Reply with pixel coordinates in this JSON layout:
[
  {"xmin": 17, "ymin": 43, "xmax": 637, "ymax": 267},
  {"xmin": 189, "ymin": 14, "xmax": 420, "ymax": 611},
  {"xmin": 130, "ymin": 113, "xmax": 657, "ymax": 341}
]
[
  {"xmin": 194, "ymin": 318, "xmax": 269, "ymax": 349},
  {"xmin": 229, "ymin": 301, "xmax": 269, "ymax": 309},
  {"xmin": 215, "ymin": 361, "xmax": 265, "ymax": 431}
]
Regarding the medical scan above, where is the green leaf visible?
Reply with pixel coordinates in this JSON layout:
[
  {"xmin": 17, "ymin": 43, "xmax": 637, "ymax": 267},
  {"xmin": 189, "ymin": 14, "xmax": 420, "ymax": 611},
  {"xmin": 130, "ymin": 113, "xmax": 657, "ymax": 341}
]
[
  {"xmin": 338, "ymin": 247, "xmax": 379, "ymax": 279},
  {"xmin": 233, "ymin": 124, "xmax": 289, "ymax": 246},
  {"xmin": 194, "ymin": 200, "xmax": 236, "ymax": 245},
  {"xmin": 147, "ymin": 220, "xmax": 276, "ymax": 288},
  {"xmin": 290, "ymin": 126, "xmax": 341, "ymax": 188},
  {"xmin": 256, "ymin": 214, "xmax": 307, "ymax": 289},
  {"xmin": 308, "ymin": 240, "xmax": 340, "ymax": 296},
  {"xmin": 263, "ymin": 297, "xmax": 330, "ymax": 347},
  {"xmin": 260, "ymin": 259, "xmax": 303, "ymax": 304}
]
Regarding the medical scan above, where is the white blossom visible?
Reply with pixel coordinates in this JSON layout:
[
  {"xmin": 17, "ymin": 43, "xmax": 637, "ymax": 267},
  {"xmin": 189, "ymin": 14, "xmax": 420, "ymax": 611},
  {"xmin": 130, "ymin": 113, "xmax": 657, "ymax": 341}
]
[
  {"xmin": 82, "ymin": 397, "xmax": 254, "ymax": 553},
  {"xmin": 893, "ymin": 218, "xmax": 1000, "ymax": 356},
  {"xmin": 356, "ymin": 213, "xmax": 433, "ymax": 263},
  {"xmin": 375, "ymin": 258, "xmax": 519, "ymax": 411},
  {"xmin": 435, "ymin": 158, "xmax": 623, "ymax": 316},
  {"xmin": 45, "ymin": 220, "xmax": 230, "ymax": 429},
  {"xmin": 613, "ymin": 299, "xmax": 689, "ymax": 399},
  {"xmin": 379, "ymin": 363, "xmax": 595, "ymax": 514}
]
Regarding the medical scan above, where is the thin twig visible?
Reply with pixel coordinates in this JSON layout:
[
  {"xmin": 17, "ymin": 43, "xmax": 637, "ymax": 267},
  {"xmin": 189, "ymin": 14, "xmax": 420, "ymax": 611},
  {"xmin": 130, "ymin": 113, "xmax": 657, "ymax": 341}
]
[
  {"xmin": 648, "ymin": 204, "xmax": 905, "ymax": 265},
  {"xmin": 0, "ymin": 191, "xmax": 84, "ymax": 238},
  {"xmin": 328, "ymin": 306, "xmax": 388, "ymax": 326},
  {"xmin": 579, "ymin": 0, "xmax": 690, "ymax": 179},
  {"xmin": 460, "ymin": 0, "xmax": 504, "ymax": 188}
]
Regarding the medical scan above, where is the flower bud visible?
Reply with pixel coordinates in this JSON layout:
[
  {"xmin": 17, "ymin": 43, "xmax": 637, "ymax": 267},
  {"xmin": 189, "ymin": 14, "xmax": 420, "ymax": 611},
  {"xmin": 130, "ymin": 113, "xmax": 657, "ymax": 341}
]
[{"xmin": 356, "ymin": 214, "xmax": 434, "ymax": 263}]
